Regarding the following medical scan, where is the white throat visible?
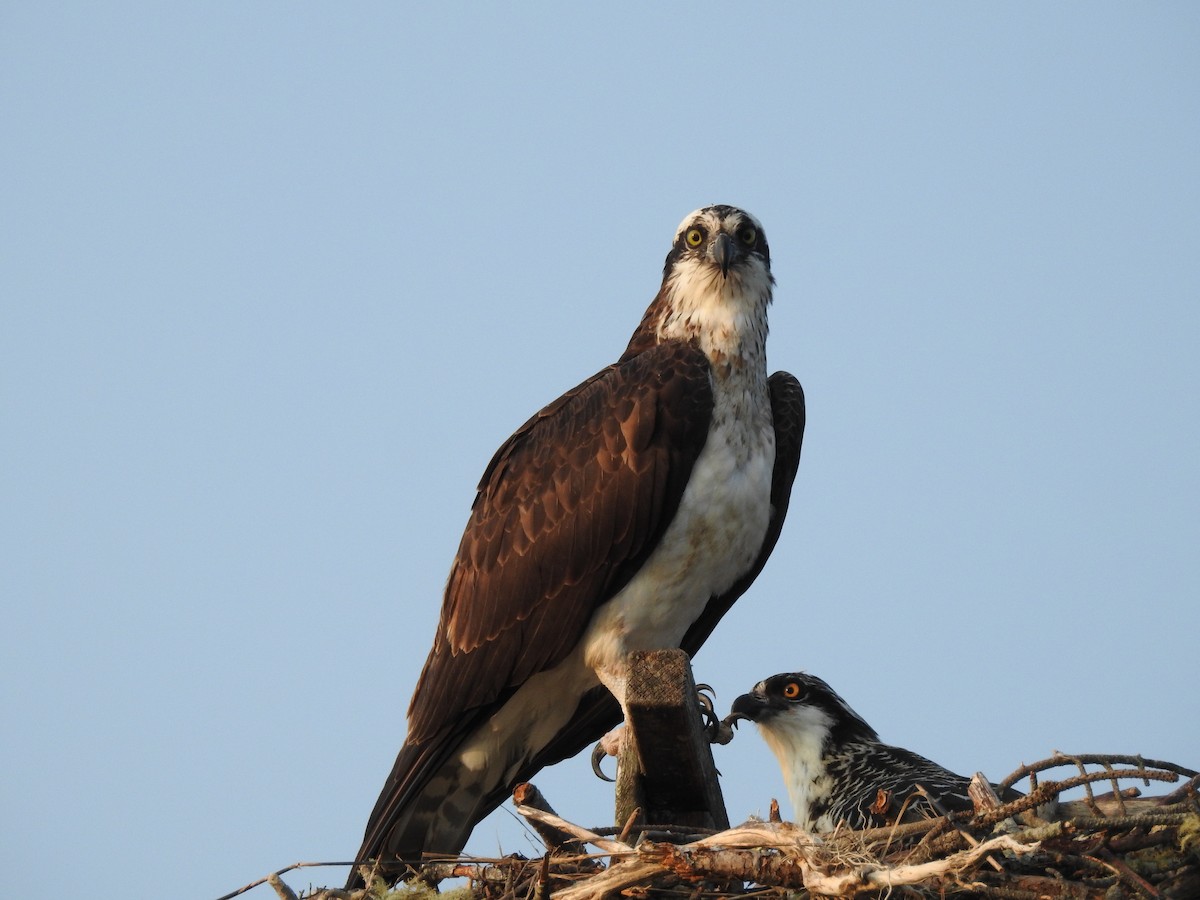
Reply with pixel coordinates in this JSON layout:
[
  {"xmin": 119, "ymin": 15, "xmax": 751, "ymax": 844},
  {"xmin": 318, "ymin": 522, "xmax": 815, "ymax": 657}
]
[
  {"xmin": 758, "ymin": 705, "xmax": 835, "ymax": 831},
  {"xmin": 656, "ymin": 257, "xmax": 772, "ymax": 379}
]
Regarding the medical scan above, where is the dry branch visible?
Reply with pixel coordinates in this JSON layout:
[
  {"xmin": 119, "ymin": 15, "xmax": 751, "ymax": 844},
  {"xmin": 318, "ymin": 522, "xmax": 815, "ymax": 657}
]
[
  {"xmin": 552, "ymin": 823, "xmax": 1040, "ymax": 900},
  {"xmin": 227, "ymin": 751, "xmax": 1199, "ymax": 900}
]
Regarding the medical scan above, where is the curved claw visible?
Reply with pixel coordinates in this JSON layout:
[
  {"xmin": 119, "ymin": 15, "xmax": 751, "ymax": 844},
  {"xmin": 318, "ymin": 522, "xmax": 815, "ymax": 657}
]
[
  {"xmin": 710, "ymin": 711, "xmax": 743, "ymax": 745},
  {"xmin": 722, "ymin": 711, "xmax": 747, "ymax": 730},
  {"xmin": 694, "ymin": 683, "xmax": 719, "ymax": 736},
  {"xmin": 591, "ymin": 740, "xmax": 616, "ymax": 782}
]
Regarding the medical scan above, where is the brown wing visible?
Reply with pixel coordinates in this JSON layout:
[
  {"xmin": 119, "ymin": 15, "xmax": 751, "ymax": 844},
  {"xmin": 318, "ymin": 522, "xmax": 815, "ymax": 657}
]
[
  {"xmin": 521, "ymin": 371, "xmax": 805, "ymax": 774},
  {"xmin": 406, "ymin": 338, "xmax": 714, "ymax": 743}
]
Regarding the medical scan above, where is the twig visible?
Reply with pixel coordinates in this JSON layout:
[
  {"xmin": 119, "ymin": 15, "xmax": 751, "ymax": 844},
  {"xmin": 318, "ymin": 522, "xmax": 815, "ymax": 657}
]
[
  {"xmin": 969, "ymin": 772, "xmax": 1005, "ymax": 812},
  {"xmin": 914, "ymin": 785, "xmax": 1003, "ymax": 872},
  {"xmin": 974, "ymin": 768, "xmax": 1181, "ymax": 827},
  {"xmin": 418, "ymin": 859, "xmax": 539, "ymax": 884},
  {"xmin": 512, "ymin": 782, "xmax": 584, "ymax": 853},
  {"xmin": 213, "ymin": 862, "xmax": 360, "ymax": 900},
  {"xmin": 266, "ymin": 873, "xmax": 299, "ymax": 900},
  {"xmin": 1086, "ymin": 850, "xmax": 1161, "ymax": 899},
  {"xmin": 616, "ymin": 805, "xmax": 641, "ymax": 844},
  {"xmin": 997, "ymin": 753, "xmax": 1197, "ymax": 792},
  {"xmin": 553, "ymin": 822, "xmax": 1040, "ymax": 900},
  {"xmin": 1061, "ymin": 810, "xmax": 1196, "ymax": 831},
  {"xmin": 1160, "ymin": 773, "xmax": 1200, "ymax": 805},
  {"xmin": 513, "ymin": 804, "xmax": 633, "ymax": 855}
]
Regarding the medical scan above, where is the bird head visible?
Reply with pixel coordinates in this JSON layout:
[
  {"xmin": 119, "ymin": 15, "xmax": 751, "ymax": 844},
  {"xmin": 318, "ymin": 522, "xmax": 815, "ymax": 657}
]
[
  {"xmin": 663, "ymin": 205, "xmax": 772, "ymax": 285},
  {"xmin": 628, "ymin": 205, "xmax": 776, "ymax": 361},
  {"xmin": 728, "ymin": 672, "xmax": 880, "ymax": 751}
]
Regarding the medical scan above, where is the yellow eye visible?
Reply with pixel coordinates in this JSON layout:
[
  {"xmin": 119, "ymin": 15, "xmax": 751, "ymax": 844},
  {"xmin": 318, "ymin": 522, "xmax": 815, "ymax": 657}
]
[
  {"xmin": 739, "ymin": 225, "xmax": 757, "ymax": 246},
  {"xmin": 782, "ymin": 681, "xmax": 802, "ymax": 700},
  {"xmin": 685, "ymin": 227, "xmax": 704, "ymax": 248}
]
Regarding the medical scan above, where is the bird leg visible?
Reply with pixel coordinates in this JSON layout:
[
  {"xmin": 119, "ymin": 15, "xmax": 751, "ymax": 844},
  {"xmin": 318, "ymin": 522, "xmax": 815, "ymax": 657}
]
[
  {"xmin": 592, "ymin": 684, "xmax": 733, "ymax": 781},
  {"xmin": 696, "ymin": 683, "xmax": 736, "ymax": 745}
]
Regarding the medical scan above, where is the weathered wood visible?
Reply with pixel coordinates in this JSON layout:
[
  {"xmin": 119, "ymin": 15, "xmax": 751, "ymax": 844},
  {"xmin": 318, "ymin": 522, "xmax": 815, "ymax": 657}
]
[
  {"xmin": 967, "ymin": 772, "xmax": 1004, "ymax": 812},
  {"xmin": 511, "ymin": 782, "xmax": 587, "ymax": 854},
  {"xmin": 614, "ymin": 649, "xmax": 729, "ymax": 835}
]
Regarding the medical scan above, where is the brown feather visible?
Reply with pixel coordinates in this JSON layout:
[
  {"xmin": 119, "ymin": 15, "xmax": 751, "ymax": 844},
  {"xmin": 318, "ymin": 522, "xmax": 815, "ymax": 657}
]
[
  {"xmin": 349, "ymin": 341, "xmax": 717, "ymax": 881},
  {"xmin": 407, "ymin": 339, "xmax": 713, "ymax": 743}
]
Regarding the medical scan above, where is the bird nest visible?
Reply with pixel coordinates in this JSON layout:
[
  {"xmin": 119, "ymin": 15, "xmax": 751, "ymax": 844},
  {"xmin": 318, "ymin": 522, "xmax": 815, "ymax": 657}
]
[{"xmin": 252, "ymin": 753, "xmax": 1198, "ymax": 900}]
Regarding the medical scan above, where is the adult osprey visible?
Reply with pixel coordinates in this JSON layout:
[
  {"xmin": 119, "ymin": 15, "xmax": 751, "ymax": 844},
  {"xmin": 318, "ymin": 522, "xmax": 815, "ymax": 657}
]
[
  {"xmin": 728, "ymin": 672, "xmax": 1021, "ymax": 831},
  {"xmin": 348, "ymin": 205, "xmax": 805, "ymax": 887}
]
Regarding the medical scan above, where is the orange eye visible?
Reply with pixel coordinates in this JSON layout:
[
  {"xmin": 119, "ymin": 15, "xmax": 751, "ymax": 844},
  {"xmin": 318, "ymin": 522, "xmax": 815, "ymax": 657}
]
[{"xmin": 782, "ymin": 682, "xmax": 802, "ymax": 700}]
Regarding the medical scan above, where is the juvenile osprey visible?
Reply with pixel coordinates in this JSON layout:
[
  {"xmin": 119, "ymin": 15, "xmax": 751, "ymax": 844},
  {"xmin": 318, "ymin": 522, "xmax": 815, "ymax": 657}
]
[
  {"xmin": 349, "ymin": 206, "xmax": 805, "ymax": 887},
  {"xmin": 728, "ymin": 672, "xmax": 1018, "ymax": 831}
]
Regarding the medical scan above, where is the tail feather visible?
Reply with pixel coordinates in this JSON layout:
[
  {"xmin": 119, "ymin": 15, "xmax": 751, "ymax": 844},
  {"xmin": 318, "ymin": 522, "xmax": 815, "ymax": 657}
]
[
  {"xmin": 346, "ymin": 741, "xmax": 490, "ymax": 888},
  {"xmin": 346, "ymin": 683, "xmax": 622, "ymax": 889}
]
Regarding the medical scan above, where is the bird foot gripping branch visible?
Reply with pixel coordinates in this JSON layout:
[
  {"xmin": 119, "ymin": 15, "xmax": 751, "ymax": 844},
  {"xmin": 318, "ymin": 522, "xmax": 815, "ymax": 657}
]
[
  {"xmin": 611, "ymin": 649, "xmax": 731, "ymax": 838},
  {"xmin": 591, "ymin": 677, "xmax": 730, "ymax": 782}
]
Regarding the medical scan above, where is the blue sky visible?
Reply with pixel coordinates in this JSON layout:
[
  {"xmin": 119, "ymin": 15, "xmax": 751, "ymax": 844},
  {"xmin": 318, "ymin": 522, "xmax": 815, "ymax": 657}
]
[{"xmin": 3, "ymin": 4, "xmax": 1197, "ymax": 897}]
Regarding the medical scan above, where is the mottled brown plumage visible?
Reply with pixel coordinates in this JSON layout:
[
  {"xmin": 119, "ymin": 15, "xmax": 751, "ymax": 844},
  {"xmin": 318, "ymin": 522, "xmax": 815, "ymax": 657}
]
[{"xmin": 411, "ymin": 343, "xmax": 714, "ymax": 743}]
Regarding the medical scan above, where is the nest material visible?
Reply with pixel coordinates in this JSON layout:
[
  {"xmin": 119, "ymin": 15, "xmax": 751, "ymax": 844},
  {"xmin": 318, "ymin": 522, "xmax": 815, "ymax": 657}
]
[{"xmin": 267, "ymin": 753, "xmax": 1199, "ymax": 900}]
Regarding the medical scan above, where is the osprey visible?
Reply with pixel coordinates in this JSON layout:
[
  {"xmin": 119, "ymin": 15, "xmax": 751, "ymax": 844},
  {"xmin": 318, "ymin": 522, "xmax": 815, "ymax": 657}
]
[
  {"xmin": 349, "ymin": 206, "xmax": 805, "ymax": 887},
  {"xmin": 728, "ymin": 672, "xmax": 1019, "ymax": 831}
]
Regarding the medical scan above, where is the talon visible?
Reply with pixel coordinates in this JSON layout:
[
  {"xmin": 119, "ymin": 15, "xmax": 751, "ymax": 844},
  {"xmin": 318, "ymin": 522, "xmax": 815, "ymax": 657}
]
[
  {"xmin": 695, "ymin": 684, "xmax": 718, "ymax": 737},
  {"xmin": 591, "ymin": 740, "xmax": 615, "ymax": 782},
  {"xmin": 709, "ymin": 712, "xmax": 743, "ymax": 746},
  {"xmin": 710, "ymin": 714, "xmax": 738, "ymax": 746},
  {"xmin": 722, "ymin": 711, "xmax": 746, "ymax": 730}
]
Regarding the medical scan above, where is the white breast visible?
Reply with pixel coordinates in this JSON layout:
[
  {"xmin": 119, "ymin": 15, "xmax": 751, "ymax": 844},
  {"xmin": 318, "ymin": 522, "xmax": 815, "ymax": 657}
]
[{"xmin": 582, "ymin": 368, "xmax": 775, "ymax": 707}]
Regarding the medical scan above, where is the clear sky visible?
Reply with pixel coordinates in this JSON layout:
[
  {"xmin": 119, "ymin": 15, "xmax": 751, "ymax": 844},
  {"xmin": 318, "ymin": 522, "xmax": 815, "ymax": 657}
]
[{"xmin": 3, "ymin": 4, "xmax": 1197, "ymax": 898}]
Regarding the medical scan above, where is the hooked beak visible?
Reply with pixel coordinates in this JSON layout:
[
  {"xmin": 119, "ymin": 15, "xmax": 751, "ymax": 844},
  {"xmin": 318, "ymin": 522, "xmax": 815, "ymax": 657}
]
[
  {"xmin": 711, "ymin": 232, "xmax": 735, "ymax": 277},
  {"xmin": 728, "ymin": 690, "xmax": 769, "ymax": 725}
]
